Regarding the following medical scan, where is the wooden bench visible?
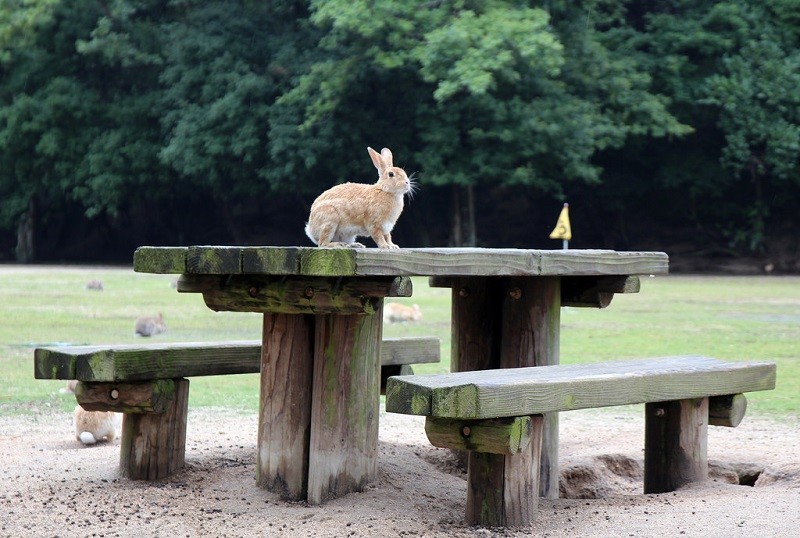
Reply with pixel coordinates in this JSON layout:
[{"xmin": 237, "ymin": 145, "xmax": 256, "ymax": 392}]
[
  {"xmin": 385, "ymin": 356, "xmax": 776, "ymax": 527},
  {"xmin": 35, "ymin": 337, "xmax": 439, "ymax": 480}
]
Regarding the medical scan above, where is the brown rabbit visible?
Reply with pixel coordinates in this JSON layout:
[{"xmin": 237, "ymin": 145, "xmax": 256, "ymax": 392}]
[
  {"xmin": 134, "ymin": 313, "xmax": 167, "ymax": 337},
  {"xmin": 73, "ymin": 405, "xmax": 119, "ymax": 445},
  {"xmin": 305, "ymin": 147, "xmax": 414, "ymax": 249},
  {"xmin": 383, "ymin": 302, "xmax": 423, "ymax": 323}
]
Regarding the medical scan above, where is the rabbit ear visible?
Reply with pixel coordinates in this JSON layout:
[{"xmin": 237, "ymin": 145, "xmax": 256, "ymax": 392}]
[
  {"xmin": 367, "ymin": 147, "xmax": 385, "ymax": 172},
  {"xmin": 380, "ymin": 148, "xmax": 394, "ymax": 167}
]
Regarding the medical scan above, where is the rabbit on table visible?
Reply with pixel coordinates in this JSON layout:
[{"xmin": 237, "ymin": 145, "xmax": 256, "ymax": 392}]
[{"xmin": 305, "ymin": 147, "xmax": 414, "ymax": 249}]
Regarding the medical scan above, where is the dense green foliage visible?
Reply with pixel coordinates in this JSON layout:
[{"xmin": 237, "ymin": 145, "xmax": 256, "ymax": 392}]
[{"xmin": 0, "ymin": 1, "xmax": 797, "ymax": 262}]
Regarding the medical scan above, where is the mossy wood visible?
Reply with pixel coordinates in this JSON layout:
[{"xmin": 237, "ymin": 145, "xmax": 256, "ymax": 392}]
[
  {"xmin": 424, "ymin": 416, "xmax": 536, "ymax": 455},
  {"xmin": 134, "ymin": 246, "xmax": 668, "ymax": 277},
  {"xmin": 75, "ymin": 379, "xmax": 176, "ymax": 413},
  {"xmin": 430, "ymin": 274, "xmax": 641, "ymax": 309},
  {"xmin": 448, "ymin": 276, "xmax": 561, "ymax": 499},
  {"xmin": 465, "ymin": 415, "xmax": 544, "ymax": 527},
  {"xmin": 120, "ymin": 378, "xmax": 189, "ymax": 480},
  {"xmin": 385, "ymin": 357, "xmax": 776, "ymax": 419},
  {"xmin": 176, "ymin": 274, "xmax": 412, "ymax": 315},
  {"xmin": 306, "ymin": 307, "xmax": 383, "ymax": 505},
  {"xmin": 34, "ymin": 337, "xmax": 439, "ymax": 382}
]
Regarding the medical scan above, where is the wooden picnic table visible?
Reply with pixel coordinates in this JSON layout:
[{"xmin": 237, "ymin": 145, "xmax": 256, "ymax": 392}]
[{"xmin": 134, "ymin": 246, "xmax": 668, "ymax": 504}]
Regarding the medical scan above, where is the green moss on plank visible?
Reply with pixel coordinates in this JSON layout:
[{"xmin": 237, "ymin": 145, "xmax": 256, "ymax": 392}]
[
  {"xmin": 133, "ymin": 247, "xmax": 187, "ymax": 274},
  {"xmin": 299, "ymin": 248, "xmax": 357, "ymax": 276}
]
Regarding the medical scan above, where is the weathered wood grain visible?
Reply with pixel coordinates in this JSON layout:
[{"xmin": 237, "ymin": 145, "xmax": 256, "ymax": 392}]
[
  {"xmin": 188, "ymin": 275, "xmax": 412, "ymax": 315},
  {"xmin": 257, "ymin": 313, "xmax": 314, "ymax": 501},
  {"xmin": 644, "ymin": 398, "xmax": 708, "ymax": 494},
  {"xmin": 464, "ymin": 415, "xmax": 543, "ymax": 527},
  {"xmin": 561, "ymin": 275, "xmax": 641, "ymax": 308},
  {"xmin": 499, "ymin": 277, "xmax": 560, "ymax": 499},
  {"xmin": 75, "ymin": 379, "xmax": 175, "ymax": 413},
  {"xmin": 384, "ymin": 357, "xmax": 777, "ymax": 419},
  {"xmin": 242, "ymin": 247, "xmax": 301, "ymax": 274},
  {"xmin": 119, "ymin": 378, "xmax": 189, "ymax": 480},
  {"xmin": 448, "ymin": 276, "xmax": 561, "ymax": 498},
  {"xmin": 187, "ymin": 245, "xmax": 242, "ymax": 273},
  {"xmin": 133, "ymin": 246, "xmax": 669, "ymax": 277},
  {"xmin": 708, "ymin": 393, "xmax": 747, "ymax": 427},
  {"xmin": 424, "ymin": 416, "xmax": 534, "ymax": 455},
  {"xmin": 35, "ymin": 337, "xmax": 439, "ymax": 382},
  {"xmin": 306, "ymin": 306, "xmax": 383, "ymax": 505},
  {"xmin": 133, "ymin": 246, "xmax": 187, "ymax": 274}
]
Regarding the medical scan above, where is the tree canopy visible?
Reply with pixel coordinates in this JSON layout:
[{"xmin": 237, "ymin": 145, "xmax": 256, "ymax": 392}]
[{"xmin": 0, "ymin": 1, "xmax": 798, "ymax": 266}]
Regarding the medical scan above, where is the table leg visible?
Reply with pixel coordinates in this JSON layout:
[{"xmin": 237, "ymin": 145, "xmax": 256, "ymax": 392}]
[
  {"xmin": 257, "ymin": 313, "xmax": 314, "ymax": 500},
  {"xmin": 306, "ymin": 303, "xmax": 383, "ymax": 505},
  {"xmin": 451, "ymin": 277, "xmax": 561, "ymax": 499}
]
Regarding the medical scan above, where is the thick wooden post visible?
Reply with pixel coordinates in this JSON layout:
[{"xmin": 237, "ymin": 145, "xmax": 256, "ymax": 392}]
[
  {"xmin": 451, "ymin": 277, "xmax": 560, "ymax": 500},
  {"xmin": 119, "ymin": 378, "xmax": 189, "ymax": 480},
  {"xmin": 306, "ymin": 303, "xmax": 383, "ymax": 505},
  {"xmin": 644, "ymin": 398, "xmax": 709, "ymax": 493},
  {"xmin": 256, "ymin": 313, "xmax": 314, "ymax": 500},
  {"xmin": 465, "ymin": 415, "xmax": 544, "ymax": 527},
  {"xmin": 501, "ymin": 277, "xmax": 560, "ymax": 499}
]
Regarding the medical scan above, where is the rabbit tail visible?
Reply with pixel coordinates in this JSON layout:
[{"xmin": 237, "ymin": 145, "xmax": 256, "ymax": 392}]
[{"xmin": 78, "ymin": 431, "xmax": 98, "ymax": 445}]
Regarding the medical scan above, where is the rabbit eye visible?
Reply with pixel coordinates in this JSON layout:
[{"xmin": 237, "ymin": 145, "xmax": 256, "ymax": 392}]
[{"xmin": 388, "ymin": 172, "xmax": 395, "ymax": 177}]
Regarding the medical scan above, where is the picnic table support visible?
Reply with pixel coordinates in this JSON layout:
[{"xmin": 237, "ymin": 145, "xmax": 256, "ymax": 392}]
[
  {"xmin": 257, "ymin": 313, "xmax": 314, "ymax": 500},
  {"xmin": 253, "ymin": 281, "xmax": 391, "ymax": 504},
  {"xmin": 307, "ymin": 308, "xmax": 383, "ymax": 504},
  {"xmin": 451, "ymin": 276, "xmax": 560, "ymax": 500}
]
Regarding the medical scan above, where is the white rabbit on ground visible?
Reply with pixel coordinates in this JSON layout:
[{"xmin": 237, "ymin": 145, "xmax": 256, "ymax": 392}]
[
  {"xmin": 73, "ymin": 406, "xmax": 119, "ymax": 445},
  {"xmin": 305, "ymin": 147, "xmax": 414, "ymax": 249}
]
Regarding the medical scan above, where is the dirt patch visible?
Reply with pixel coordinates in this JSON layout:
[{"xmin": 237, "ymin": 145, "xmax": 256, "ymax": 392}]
[{"xmin": 1, "ymin": 406, "xmax": 799, "ymax": 537}]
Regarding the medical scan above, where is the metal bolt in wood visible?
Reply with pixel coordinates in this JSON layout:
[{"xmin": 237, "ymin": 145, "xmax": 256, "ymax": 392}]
[
  {"xmin": 110, "ymin": 389, "xmax": 119, "ymax": 400},
  {"xmin": 248, "ymin": 286, "xmax": 259, "ymax": 298},
  {"xmin": 459, "ymin": 287, "xmax": 470, "ymax": 298}
]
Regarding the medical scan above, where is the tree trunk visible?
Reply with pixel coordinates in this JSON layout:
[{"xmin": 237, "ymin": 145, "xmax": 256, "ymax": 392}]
[
  {"xmin": 15, "ymin": 197, "xmax": 36, "ymax": 263},
  {"xmin": 450, "ymin": 184, "xmax": 477, "ymax": 247}
]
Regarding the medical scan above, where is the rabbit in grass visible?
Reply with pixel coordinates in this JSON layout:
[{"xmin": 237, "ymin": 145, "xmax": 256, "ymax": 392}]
[
  {"xmin": 74, "ymin": 406, "xmax": 119, "ymax": 445},
  {"xmin": 305, "ymin": 147, "xmax": 414, "ymax": 249},
  {"xmin": 134, "ymin": 313, "xmax": 166, "ymax": 337}
]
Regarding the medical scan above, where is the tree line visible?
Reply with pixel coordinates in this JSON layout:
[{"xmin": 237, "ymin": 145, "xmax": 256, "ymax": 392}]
[{"xmin": 1, "ymin": 1, "xmax": 798, "ymax": 268}]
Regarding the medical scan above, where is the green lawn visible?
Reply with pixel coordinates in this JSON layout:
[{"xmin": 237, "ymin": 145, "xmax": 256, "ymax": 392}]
[{"xmin": 1, "ymin": 266, "xmax": 796, "ymax": 417}]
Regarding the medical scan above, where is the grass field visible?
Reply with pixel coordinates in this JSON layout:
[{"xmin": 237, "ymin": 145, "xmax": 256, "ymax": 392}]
[{"xmin": 1, "ymin": 266, "xmax": 797, "ymax": 417}]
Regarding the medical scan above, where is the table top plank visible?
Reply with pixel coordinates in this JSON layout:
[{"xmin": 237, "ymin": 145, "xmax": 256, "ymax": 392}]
[{"xmin": 134, "ymin": 246, "xmax": 668, "ymax": 277}]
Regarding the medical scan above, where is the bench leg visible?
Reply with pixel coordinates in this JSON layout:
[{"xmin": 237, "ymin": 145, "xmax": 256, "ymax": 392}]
[
  {"xmin": 644, "ymin": 397, "xmax": 708, "ymax": 493},
  {"xmin": 465, "ymin": 415, "xmax": 544, "ymax": 527},
  {"xmin": 119, "ymin": 378, "xmax": 189, "ymax": 480}
]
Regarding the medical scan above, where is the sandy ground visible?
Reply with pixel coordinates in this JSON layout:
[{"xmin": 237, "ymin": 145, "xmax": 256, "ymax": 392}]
[{"xmin": 1, "ymin": 404, "xmax": 798, "ymax": 538}]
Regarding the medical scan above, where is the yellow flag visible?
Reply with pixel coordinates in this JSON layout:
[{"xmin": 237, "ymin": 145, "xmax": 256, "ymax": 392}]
[{"xmin": 549, "ymin": 203, "xmax": 572, "ymax": 241}]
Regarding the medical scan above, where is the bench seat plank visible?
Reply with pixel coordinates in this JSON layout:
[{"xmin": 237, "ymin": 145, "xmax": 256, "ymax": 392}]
[
  {"xmin": 35, "ymin": 337, "xmax": 440, "ymax": 382},
  {"xmin": 385, "ymin": 357, "xmax": 776, "ymax": 419}
]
